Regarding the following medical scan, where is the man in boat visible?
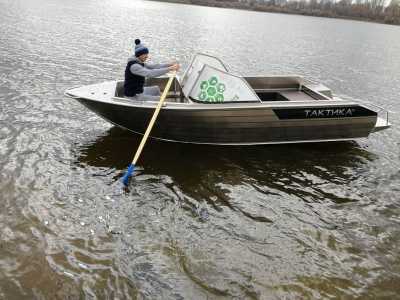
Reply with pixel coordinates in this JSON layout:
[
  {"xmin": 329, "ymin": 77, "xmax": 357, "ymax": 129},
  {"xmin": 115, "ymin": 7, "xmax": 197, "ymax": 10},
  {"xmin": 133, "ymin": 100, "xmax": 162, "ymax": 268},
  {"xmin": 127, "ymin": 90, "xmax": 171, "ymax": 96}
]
[{"xmin": 124, "ymin": 39, "xmax": 179, "ymax": 101}]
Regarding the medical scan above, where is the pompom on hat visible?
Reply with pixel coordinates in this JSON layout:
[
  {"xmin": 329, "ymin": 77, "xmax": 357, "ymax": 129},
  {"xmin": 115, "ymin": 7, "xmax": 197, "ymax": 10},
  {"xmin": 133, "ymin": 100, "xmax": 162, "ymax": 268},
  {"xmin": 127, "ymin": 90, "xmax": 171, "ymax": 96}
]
[{"xmin": 134, "ymin": 39, "xmax": 149, "ymax": 57}]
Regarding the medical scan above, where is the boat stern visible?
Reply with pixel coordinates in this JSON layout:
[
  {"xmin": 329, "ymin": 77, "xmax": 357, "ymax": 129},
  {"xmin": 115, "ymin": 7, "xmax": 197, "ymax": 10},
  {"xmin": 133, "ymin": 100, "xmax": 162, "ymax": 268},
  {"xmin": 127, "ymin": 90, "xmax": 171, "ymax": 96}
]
[{"xmin": 372, "ymin": 116, "xmax": 391, "ymax": 133}]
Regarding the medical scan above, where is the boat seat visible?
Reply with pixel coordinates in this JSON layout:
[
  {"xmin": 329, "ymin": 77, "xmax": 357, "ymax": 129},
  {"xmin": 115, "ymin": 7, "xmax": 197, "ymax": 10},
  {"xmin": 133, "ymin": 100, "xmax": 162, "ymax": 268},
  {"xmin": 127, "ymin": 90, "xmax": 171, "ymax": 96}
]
[
  {"xmin": 115, "ymin": 81, "xmax": 185, "ymax": 102},
  {"xmin": 255, "ymin": 88, "xmax": 319, "ymax": 101},
  {"xmin": 279, "ymin": 91, "xmax": 316, "ymax": 101}
]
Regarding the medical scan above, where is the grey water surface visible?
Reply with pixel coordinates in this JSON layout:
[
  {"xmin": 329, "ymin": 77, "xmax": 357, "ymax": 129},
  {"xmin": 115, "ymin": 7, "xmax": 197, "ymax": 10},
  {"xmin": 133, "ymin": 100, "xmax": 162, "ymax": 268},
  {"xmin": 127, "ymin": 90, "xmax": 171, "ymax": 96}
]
[{"xmin": 1, "ymin": 0, "xmax": 400, "ymax": 299}]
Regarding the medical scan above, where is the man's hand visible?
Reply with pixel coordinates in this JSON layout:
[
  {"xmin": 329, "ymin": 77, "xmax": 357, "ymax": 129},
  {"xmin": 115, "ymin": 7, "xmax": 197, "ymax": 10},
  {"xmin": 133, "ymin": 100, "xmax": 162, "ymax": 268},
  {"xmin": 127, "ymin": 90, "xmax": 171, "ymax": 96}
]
[{"xmin": 168, "ymin": 63, "xmax": 180, "ymax": 72}]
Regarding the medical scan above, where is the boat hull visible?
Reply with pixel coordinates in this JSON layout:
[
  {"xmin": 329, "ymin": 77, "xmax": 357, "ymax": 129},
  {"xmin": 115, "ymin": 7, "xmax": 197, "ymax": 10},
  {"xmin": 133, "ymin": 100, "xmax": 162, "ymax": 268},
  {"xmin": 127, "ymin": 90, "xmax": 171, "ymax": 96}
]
[{"xmin": 76, "ymin": 97, "xmax": 378, "ymax": 145}]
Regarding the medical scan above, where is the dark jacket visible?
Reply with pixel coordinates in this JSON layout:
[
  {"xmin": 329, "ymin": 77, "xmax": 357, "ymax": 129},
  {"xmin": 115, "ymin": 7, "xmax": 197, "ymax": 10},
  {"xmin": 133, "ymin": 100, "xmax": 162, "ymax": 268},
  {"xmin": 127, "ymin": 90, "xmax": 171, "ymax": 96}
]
[{"xmin": 124, "ymin": 60, "xmax": 145, "ymax": 97}]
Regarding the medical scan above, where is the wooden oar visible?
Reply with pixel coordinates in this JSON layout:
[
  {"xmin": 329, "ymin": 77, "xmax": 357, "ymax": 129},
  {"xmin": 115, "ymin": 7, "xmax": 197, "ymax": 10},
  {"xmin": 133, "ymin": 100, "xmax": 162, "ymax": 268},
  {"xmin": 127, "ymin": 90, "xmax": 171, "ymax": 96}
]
[{"xmin": 122, "ymin": 72, "xmax": 176, "ymax": 186}]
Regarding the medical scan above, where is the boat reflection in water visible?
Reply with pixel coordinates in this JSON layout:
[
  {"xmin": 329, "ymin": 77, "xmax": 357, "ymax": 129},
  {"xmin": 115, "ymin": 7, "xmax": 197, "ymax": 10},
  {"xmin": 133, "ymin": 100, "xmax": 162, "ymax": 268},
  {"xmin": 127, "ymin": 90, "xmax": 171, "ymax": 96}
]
[{"xmin": 74, "ymin": 127, "xmax": 377, "ymax": 204}]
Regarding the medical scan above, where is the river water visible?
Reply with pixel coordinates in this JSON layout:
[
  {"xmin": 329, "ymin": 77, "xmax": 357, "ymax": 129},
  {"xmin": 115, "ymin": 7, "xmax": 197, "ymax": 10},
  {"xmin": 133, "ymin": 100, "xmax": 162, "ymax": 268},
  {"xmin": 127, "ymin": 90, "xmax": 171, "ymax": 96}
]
[{"xmin": 1, "ymin": 0, "xmax": 400, "ymax": 298}]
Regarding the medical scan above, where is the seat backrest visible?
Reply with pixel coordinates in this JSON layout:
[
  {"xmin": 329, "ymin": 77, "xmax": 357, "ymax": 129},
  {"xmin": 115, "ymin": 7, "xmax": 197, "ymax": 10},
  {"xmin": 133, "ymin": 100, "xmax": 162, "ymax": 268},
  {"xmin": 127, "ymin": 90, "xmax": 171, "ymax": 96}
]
[{"xmin": 115, "ymin": 81, "xmax": 125, "ymax": 97}]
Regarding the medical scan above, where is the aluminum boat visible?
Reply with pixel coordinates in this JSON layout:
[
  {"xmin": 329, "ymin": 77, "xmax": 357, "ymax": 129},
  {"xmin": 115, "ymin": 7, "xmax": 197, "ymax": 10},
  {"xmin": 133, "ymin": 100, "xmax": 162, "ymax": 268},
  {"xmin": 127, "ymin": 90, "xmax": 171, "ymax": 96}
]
[{"xmin": 64, "ymin": 53, "xmax": 390, "ymax": 145}]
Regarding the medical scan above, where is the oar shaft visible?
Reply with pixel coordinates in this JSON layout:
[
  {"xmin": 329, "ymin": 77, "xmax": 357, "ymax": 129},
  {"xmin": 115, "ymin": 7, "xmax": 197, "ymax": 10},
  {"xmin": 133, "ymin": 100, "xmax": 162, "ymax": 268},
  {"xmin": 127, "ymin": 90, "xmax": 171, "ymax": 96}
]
[{"xmin": 131, "ymin": 73, "xmax": 175, "ymax": 165}]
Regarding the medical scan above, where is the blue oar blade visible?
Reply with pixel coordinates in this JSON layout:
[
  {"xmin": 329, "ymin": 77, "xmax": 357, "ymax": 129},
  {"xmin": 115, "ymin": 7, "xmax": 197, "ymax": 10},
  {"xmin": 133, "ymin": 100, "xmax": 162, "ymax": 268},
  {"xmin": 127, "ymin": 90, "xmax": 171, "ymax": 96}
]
[{"xmin": 122, "ymin": 164, "xmax": 135, "ymax": 186}]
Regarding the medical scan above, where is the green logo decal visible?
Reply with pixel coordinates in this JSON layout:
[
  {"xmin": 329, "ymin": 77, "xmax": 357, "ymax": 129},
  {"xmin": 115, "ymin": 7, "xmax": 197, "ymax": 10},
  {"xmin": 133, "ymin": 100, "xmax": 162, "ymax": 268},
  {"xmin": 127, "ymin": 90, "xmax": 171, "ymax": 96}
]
[{"xmin": 198, "ymin": 76, "xmax": 225, "ymax": 102}]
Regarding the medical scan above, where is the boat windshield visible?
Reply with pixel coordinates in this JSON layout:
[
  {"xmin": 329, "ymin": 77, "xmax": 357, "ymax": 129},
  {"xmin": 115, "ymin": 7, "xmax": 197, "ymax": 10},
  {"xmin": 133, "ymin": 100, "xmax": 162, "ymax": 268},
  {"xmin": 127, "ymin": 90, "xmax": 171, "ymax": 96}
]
[
  {"xmin": 181, "ymin": 53, "xmax": 228, "ymax": 90},
  {"xmin": 181, "ymin": 54, "xmax": 260, "ymax": 103}
]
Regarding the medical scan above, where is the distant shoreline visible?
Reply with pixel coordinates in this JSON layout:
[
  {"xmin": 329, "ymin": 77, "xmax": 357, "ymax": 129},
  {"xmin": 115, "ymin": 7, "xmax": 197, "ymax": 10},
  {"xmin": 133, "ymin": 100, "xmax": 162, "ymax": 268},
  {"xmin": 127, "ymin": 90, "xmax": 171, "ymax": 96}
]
[{"xmin": 150, "ymin": 0, "xmax": 400, "ymax": 26}]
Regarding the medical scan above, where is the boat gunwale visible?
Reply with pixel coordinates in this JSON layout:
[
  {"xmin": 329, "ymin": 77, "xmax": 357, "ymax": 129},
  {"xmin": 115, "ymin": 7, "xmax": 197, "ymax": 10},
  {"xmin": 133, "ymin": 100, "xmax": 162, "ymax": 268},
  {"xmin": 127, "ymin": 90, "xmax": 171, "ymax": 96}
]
[{"xmin": 65, "ymin": 92, "xmax": 366, "ymax": 111}]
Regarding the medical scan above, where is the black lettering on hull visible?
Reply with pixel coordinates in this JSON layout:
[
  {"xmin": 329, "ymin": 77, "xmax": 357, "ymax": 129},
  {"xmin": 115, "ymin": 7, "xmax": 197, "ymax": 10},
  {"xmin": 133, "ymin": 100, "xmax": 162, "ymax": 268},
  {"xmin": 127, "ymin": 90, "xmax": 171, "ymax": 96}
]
[{"xmin": 274, "ymin": 106, "xmax": 377, "ymax": 120}]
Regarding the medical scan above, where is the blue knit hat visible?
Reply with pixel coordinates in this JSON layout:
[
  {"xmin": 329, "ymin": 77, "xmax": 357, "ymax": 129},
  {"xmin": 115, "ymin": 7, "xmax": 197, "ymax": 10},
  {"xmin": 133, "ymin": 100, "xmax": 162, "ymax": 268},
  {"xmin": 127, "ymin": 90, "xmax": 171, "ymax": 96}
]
[{"xmin": 134, "ymin": 39, "xmax": 149, "ymax": 57}]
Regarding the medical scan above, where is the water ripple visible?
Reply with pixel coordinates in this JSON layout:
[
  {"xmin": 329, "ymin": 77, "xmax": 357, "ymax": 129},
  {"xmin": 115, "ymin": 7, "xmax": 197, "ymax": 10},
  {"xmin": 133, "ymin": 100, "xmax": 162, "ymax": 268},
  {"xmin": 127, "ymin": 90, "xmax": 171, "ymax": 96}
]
[{"xmin": 1, "ymin": 0, "xmax": 400, "ymax": 298}]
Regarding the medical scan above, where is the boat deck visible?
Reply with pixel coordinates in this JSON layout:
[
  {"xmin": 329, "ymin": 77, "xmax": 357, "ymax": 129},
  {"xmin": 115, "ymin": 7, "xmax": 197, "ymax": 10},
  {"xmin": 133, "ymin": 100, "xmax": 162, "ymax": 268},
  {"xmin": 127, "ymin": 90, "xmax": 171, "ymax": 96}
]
[{"xmin": 115, "ymin": 78, "xmax": 331, "ymax": 104}]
